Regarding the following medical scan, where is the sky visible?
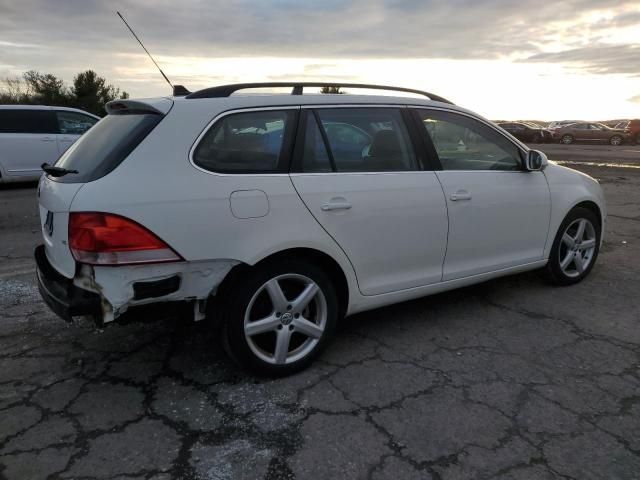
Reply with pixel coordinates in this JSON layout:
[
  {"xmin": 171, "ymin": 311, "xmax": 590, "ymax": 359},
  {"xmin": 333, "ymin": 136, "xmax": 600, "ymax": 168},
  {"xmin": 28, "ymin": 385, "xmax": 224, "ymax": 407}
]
[{"xmin": 0, "ymin": 0, "xmax": 639, "ymax": 120}]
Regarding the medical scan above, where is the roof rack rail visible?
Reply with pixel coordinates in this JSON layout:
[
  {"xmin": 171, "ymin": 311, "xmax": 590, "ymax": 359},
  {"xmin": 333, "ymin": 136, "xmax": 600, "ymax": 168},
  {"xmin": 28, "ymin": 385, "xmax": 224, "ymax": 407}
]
[{"xmin": 184, "ymin": 82, "xmax": 454, "ymax": 104}]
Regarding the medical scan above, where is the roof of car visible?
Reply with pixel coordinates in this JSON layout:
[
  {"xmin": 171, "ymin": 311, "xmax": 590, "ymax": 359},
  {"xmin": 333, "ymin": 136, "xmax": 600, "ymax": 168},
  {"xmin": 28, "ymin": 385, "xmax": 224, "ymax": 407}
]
[
  {"xmin": 168, "ymin": 92, "xmax": 474, "ymax": 114},
  {"xmin": 0, "ymin": 105, "xmax": 100, "ymax": 118},
  {"xmin": 183, "ymin": 82, "xmax": 453, "ymax": 103},
  {"xmin": 165, "ymin": 82, "xmax": 464, "ymax": 111}
]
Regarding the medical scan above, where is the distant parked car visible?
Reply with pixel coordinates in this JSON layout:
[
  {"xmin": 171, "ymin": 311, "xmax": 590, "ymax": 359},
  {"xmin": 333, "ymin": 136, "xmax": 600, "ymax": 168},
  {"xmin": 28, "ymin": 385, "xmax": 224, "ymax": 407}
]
[
  {"xmin": 498, "ymin": 122, "xmax": 552, "ymax": 143},
  {"xmin": 615, "ymin": 119, "xmax": 640, "ymax": 144},
  {"xmin": 548, "ymin": 120, "xmax": 582, "ymax": 129},
  {"xmin": 0, "ymin": 106, "xmax": 99, "ymax": 183},
  {"xmin": 551, "ymin": 122, "xmax": 630, "ymax": 145}
]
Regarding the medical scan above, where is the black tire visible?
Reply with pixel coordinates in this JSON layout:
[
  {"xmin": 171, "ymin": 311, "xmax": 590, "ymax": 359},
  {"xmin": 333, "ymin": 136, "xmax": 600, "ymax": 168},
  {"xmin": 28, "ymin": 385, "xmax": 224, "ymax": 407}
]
[
  {"xmin": 609, "ymin": 135, "xmax": 623, "ymax": 146},
  {"xmin": 561, "ymin": 134, "xmax": 574, "ymax": 145},
  {"xmin": 543, "ymin": 207, "xmax": 601, "ymax": 286},
  {"xmin": 635, "ymin": 133, "xmax": 640, "ymax": 145},
  {"xmin": 221, "ymin": 259, "xmax": 338, "ymax": 377}
]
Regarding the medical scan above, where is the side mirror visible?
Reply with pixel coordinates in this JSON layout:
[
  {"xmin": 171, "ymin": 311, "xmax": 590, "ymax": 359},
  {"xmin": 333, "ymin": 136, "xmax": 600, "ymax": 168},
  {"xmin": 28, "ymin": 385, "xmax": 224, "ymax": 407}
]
[{"xmin": 525, "ymin": 149, "xmax": 547, "ymax": 171}]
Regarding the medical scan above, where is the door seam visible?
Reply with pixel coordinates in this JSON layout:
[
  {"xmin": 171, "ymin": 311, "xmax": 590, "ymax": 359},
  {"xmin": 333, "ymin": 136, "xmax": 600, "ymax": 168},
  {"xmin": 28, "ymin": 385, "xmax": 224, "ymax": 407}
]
[
  {"xmin": 433, "ymin": 170, "xmax": 450, "ymax": 283},
  {"xmin": 287, "ymin": 174, "xmax": 365, "ymax": 295}
]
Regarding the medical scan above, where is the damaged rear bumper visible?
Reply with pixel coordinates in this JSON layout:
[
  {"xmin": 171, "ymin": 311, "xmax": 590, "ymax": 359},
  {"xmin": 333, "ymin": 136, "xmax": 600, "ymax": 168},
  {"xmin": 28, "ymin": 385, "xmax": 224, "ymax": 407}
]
[
  {"xmin": 35, "ymin": 245, "xmax": 101, "ymax": 321},
  {"xmin": 35, "ymin": 244, "xmax": 239, "ymax": 324}
]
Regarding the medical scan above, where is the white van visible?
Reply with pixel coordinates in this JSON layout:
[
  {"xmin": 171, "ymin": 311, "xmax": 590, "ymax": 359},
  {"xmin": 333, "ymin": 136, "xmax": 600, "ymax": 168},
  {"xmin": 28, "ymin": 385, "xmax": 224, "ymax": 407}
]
[{"xmin": 0, "ymin": 105, "xmax": 99, "ymax": 183}]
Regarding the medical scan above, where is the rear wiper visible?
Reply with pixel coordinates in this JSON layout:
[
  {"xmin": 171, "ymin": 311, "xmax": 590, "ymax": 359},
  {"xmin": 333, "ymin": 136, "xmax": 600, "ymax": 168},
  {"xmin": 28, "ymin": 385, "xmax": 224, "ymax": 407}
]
[{"xmin": 41, "ymin": 163, "xmax": 78, "ymax": 177}]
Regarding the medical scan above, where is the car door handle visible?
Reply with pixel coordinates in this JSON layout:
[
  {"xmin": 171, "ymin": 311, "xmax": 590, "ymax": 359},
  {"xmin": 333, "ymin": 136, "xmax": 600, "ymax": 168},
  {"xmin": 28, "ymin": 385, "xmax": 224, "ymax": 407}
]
[
  {"xmin": 41, "ymin": 137, "xmax": 55, "ymax": 142},
  {"xmin": 321, "ymin": 200, "xmax": 352, "ymax": 211},
  {"xmin": 450, "ymin": 190, "xmax": 472, "ymax": 201}
]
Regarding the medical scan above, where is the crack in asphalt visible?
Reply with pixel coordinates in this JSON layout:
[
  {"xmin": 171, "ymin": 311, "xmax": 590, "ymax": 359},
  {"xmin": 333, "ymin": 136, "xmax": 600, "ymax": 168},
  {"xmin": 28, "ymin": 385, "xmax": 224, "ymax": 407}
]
[{"xmin": 1, "ymin": 165, "xmax": 640, "ymax": 479}]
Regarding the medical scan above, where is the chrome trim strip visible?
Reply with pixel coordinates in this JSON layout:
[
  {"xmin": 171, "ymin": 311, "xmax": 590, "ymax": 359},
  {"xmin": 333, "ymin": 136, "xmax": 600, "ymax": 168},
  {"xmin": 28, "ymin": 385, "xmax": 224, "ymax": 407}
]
[
  {"xmin": 301, "ymin": 104, "xmax": 412, "ymax": 109},
  {"xmin": 188, "ymin": 103, "xmax": 530, "ymax": 177},
  {"xmin": 289, "ymin": 171, "xmax": 437, "ymax": 177}
]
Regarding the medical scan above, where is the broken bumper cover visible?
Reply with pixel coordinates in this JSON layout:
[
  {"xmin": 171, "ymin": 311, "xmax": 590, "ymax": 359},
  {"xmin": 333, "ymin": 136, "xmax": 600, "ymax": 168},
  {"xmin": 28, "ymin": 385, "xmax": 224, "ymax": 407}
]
[
  {"xmin": 35, "ymin": 245, "xmax": 101, "ymax": 321},
  {"xmin": 36, "ymin": 244, "xmax": 240, "ymax": 324}
]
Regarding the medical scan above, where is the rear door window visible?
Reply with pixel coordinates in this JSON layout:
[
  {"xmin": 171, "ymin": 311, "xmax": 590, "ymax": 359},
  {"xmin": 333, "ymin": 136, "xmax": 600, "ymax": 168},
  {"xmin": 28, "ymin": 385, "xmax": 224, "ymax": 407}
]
[
  {"xmin": 192, "ymin": 109, "xmax": 297, "ymax": 174},
  {"xmin": 53, "ymin": 112, "xmax": 162, "ymax": 183},
  {"xmin": 301, "ymin": 108, "xmax": 417, "ymax": 172},
  {"xmin": 0, "ymin": 109, "xmax": 58, "ymax": 134},
  {"xmin": 56, "ymin": 111, "xmax": 98, "ymax": 135}
]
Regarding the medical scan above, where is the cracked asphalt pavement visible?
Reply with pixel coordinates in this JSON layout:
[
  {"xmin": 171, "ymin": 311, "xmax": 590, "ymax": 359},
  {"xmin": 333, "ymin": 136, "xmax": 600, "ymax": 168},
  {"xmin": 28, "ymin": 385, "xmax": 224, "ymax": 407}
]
[{"xmin": 1, "ymin": 144, "xmax": 639, "ymax": 479}]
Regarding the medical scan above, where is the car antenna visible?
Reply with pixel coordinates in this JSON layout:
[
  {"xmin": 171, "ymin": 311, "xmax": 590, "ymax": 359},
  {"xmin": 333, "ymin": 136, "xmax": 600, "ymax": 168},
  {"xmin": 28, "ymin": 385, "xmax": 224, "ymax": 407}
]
[{"xmin": 116, "ymin": 11, "xmax": 190, "ymax": 96}]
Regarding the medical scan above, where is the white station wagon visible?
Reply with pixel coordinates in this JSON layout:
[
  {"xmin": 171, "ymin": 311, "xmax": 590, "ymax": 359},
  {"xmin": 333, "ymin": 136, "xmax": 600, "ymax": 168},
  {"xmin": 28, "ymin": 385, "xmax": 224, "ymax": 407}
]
[{"xmin": 35, "ymin": 83, "xmax": 606, "ymax": 376}]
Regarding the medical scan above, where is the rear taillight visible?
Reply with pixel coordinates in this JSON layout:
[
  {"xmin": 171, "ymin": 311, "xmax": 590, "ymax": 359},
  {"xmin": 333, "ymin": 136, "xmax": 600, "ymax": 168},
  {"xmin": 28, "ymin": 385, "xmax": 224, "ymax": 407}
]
[{"xmin": 69, "ymin": 212, "xmax": 182, "ymax": 265}]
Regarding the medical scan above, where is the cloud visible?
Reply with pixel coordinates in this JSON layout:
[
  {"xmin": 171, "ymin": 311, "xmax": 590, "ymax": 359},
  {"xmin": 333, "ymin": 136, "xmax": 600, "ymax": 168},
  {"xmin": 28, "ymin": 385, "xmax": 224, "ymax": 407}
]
[
  {"xmin": 0, "ymin": 0, "xmax": 638, "ymax": 60},
  {"xmin": 0, "ymin": 0, "xmax": 638, "ymax": 98},
  {"xmin": 523, "ymin": 44, "xmax": 640, "ymax": 76}
]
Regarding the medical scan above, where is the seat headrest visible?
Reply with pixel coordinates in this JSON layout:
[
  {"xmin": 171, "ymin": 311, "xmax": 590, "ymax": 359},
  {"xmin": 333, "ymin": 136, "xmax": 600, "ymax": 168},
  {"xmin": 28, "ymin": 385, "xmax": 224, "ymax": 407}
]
[{"xmin": 369, "ymin": 130, "xmax": 401, "ymax": 157}]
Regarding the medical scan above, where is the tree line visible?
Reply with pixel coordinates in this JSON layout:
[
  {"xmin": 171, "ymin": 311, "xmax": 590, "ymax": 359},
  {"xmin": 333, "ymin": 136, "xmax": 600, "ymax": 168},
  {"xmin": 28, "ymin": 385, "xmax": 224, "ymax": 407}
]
[{"xmin": 0, "ymin": 70, "xmax": 128, "ymax": 117}]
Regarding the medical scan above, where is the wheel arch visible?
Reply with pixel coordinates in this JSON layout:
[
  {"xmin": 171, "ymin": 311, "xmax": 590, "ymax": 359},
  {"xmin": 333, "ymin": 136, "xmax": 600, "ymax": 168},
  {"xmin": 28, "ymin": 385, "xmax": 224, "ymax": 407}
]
[
  {"xmin": 572, "ymin": 200, "xmax": 603, "ymax": 228},
  {"xmin": 215, "ymin": 247, "xmax": 350, "ymax": 319}
]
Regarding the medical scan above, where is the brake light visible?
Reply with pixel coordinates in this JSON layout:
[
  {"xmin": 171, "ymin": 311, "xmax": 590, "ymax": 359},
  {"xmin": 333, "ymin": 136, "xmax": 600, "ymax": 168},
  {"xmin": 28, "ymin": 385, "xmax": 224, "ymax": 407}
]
[{"xmin": 69, "ymin": 212, "xmax": 182, "ymax": 265}]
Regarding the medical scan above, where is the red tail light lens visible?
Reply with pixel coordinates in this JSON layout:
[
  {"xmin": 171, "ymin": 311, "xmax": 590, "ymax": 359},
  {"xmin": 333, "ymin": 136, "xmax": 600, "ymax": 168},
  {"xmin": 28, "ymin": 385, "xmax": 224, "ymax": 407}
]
[{"xmin": 69, "ymin": 212, "xmax": 182, "ymax": 265}]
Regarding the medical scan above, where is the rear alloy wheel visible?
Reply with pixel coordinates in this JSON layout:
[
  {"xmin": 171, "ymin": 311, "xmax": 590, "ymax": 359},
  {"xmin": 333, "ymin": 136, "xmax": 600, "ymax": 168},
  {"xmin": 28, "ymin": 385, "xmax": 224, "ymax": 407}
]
[
  {"xmin": 609, "ymin": 135, "xmax": 623, "ymax": 146},
  {"xmin": 544, "ymin": 207, "xmax": 600, "ymax": 285},
  {"xmin": 561, "ymin": 134, "xmax": 574, "ymax": 145},
  {"xmin": 222, "ymin": 260, "xmax": 337, "ymax": 376}
]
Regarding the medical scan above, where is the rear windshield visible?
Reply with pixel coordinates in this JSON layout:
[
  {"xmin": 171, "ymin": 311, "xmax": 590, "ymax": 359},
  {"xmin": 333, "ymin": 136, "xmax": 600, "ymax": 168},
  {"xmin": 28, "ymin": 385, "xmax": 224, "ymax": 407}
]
[{"xmin": 52, "ymin": 112, "xmax": 162, "ymax": 183}]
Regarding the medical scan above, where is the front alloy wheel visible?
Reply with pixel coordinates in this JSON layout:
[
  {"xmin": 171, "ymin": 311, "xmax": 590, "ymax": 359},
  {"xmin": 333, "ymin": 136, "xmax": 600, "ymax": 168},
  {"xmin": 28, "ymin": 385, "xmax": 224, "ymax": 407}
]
[
  {"xmin": 544, "ymin": 207, "xmax": 600, "ymax": 285},
  {"xmin": 222, "ymin": 260, "xmax": 337, "ymax": 376},
  {"xmin": 558, "ymin": 218, "xmax": 597, "ymax": 278}
]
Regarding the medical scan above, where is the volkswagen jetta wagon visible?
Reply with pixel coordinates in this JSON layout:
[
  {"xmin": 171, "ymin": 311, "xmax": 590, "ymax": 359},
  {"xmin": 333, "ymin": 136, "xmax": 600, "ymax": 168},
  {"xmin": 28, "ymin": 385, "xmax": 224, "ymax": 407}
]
[{"xmin": 35, "ymin": 82, "xmax": 606, "ymax": 376}]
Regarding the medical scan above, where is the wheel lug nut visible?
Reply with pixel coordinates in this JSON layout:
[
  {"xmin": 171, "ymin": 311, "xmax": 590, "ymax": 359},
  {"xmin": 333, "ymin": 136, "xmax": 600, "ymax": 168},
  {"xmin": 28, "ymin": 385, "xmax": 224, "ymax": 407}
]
[
  {"xmin": 289, "ymin": 325, "xmax": 294, "ymax": 331},
  {"xmin": 294, "ymin": 313, "xmax": 300, "ymax": 318},
  {"xmin": 276, "ymin": 312, "xmax": 281, "ymax": 317},
  {"xmin": 277, "ymin": 325, "xmax": 283, "ymax": 330},
  {"xmin": 287, "ymin": 305, "xmax": 292, "ymax": 310}
]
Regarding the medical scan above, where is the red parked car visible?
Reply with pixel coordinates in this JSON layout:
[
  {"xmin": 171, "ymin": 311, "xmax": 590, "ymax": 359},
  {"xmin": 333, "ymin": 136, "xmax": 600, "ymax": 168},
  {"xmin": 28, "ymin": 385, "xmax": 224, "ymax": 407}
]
[{"xmin": 616, "ymin": 120, "xmax": 640, "ymax": 144}]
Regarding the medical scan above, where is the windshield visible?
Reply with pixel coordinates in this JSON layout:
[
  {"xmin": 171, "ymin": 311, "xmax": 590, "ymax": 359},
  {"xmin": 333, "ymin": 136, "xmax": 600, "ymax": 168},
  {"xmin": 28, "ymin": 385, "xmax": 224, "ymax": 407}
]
[{"xmin": 53, "ymin": 113, "xmax": 162, "ymax": 183}]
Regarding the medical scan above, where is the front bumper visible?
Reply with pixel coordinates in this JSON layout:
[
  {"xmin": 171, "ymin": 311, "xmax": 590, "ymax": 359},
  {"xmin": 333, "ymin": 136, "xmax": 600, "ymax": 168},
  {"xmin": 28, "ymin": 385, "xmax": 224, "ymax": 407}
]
[{"xmin": 35, "ymin": 245, "xmax": 101, "ymax": 321}]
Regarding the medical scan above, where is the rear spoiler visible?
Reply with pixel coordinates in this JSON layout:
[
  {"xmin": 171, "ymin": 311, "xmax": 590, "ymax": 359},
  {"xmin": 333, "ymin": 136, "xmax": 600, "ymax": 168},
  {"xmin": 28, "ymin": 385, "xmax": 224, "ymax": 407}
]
[{"xmin": 105, "ymin": 98, "xmax": 173, "ymax": 116}]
